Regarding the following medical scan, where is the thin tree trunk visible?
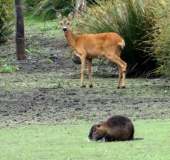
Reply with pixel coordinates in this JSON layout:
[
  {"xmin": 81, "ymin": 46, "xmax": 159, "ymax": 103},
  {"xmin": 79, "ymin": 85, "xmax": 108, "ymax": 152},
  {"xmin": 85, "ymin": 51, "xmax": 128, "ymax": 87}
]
[
  {"xmin": 76, "ymin": 0, "xmax": 86, "ymax": 17},
  {"xmin": 15, "ymin": 0, "xmax": 26, "ymax": 60},
  {"xmin": 72, "ymin": 0, "xmax": 87, "ymax": 64}
]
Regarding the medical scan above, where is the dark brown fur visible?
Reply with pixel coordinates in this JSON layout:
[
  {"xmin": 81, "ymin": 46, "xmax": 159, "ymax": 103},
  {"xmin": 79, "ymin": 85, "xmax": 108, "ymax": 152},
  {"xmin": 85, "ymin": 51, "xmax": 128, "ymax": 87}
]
[{"xmin": 88, "ymin": 115, "xmax": 134, "ymax": 142}]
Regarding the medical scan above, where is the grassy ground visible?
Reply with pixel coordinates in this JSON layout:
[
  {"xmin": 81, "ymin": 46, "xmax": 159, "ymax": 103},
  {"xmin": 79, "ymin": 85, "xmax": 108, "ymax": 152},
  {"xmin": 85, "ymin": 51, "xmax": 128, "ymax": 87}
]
[
  {"xmin": 0, "ymin": 18, "xmax": 170, "ymax": 159},
  {"xmin": 0, "ymin": 120, "xmax": 170, "ymax": 160}
]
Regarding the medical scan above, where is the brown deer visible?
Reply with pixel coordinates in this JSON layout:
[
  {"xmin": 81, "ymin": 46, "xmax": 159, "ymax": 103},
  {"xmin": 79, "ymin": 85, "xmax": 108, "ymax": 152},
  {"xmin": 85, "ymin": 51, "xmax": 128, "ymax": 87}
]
[{"xmin": 56, "ymin": 12, "xmax": 127, "ymax": 88}]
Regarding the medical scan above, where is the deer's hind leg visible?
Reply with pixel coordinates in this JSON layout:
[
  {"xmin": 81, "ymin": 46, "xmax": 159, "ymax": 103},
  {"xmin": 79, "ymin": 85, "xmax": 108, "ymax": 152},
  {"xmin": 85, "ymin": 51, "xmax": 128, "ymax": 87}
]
[
  {"xmin": 105, "ymin": 49, "xmax": 127, "ymax": 88},
  {"xmin": 117, "ymin": 65, "xmax": 122, "ymax": 88},
  {"xmin": 87, "ymin": 58, "xmax": 93, "ymax": 88}
]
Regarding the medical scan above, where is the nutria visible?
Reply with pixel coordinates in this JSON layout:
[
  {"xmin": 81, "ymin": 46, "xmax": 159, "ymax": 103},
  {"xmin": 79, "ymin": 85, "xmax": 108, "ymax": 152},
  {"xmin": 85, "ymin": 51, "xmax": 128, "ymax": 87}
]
[{"xmin": 88, "ymin": 115, "xmax": 134, "ymax": 142}]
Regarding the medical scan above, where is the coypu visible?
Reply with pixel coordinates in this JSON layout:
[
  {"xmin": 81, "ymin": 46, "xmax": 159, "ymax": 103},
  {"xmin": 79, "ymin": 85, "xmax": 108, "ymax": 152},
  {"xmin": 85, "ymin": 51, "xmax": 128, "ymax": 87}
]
[{"xmin": 88, "ymin": 115, "xmax": 134, "ymax": 142}]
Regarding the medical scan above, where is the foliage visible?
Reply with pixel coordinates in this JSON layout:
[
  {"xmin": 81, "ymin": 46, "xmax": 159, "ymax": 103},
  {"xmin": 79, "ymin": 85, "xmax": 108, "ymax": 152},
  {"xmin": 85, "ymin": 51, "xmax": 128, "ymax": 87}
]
[
  {"xmin": 24, "ymin": 0, "xmax": 74, "ymax": 20},
  {"xmin": 75, "ymin": 0, "xmax": 159, "ymax": 76},
  {"xmin": 0, "ymin": 0, "xmax": 14, "ymax": 44},
  {"xmin": 147, "ymin": 0, "xmax": 170, "ymax": 77},
  {"xmin": 24, "ymin": 0, "xmax": 41, "ymax": 7},
  {"xmin": 53, "ymin": 80, "xmax": 71, "ymax": 88},
  {"xmin": 24, "ymin": 0, "xmax": 98, "ymax": 20},
  {"xmin": 0, "ymin": 64, "xmax": 20, "ymax": 73}
]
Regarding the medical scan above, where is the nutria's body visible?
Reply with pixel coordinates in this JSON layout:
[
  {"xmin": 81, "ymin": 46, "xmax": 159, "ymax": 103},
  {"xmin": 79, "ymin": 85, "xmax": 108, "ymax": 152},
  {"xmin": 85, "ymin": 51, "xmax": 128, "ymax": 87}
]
[{"xmin": 88, "ymin": 115, "xmax": 134, "ymax": 142}]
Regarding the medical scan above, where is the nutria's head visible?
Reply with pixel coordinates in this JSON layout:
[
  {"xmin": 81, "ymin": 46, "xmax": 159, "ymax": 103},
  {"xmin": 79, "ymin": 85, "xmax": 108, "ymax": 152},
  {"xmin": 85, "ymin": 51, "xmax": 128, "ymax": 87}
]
[{"xmin": 88, "ymin": 123, "xmax": 106, "ymax": 141}]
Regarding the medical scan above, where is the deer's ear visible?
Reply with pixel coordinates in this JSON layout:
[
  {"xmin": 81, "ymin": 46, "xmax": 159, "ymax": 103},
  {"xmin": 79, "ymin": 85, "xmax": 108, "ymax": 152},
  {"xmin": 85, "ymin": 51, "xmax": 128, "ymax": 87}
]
[
  {"xmin": 68, "ymin": 12, "xmax": 75, "ymax": 20},
  {"xmin": 56, "ymin": 12, "xmax": 62, "ymax": 20}
]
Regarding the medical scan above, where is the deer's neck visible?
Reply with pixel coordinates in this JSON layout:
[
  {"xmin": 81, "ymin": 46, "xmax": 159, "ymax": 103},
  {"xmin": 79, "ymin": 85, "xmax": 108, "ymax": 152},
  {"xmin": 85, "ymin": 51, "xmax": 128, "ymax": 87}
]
[{"xmin": 64, "ymin": 28, "xmax": 78, "ymax": 48}]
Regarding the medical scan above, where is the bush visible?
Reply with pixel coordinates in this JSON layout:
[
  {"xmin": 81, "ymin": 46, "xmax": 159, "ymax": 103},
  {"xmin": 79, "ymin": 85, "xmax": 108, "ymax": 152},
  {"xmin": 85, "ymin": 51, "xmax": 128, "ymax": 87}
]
[
  {"xmin": 75, "ymin": 0, "xmax": 159, "ymax": 77},
  {"xmin": 24, "ymin": 0, "xmax": 74, "ymax": 20},
  {"xmin": 148, "ymin": 0, "xmax": 170, "ymax": 77},
  {"xmin": 24, "ymin": 0, "xmax": 41, "ymax": 7},
  {"xmin": 0, "ymin": 0, "xmax": 13, "ymax": 44},
  {"xmin": 0, "ymin": 64, "xmax": 20, "ymax": 73}
]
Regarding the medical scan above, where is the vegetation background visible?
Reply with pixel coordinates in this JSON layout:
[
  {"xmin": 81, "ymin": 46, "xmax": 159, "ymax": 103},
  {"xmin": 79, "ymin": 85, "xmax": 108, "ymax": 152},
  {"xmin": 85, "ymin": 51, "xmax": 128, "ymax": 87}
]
[
  {"xmin": 1, "ymin": 0, "xmax": 170, "ymax": 77},
  {"xmin": 0, "ymin": 0, "xmax": 13, "ymax": 44},
  {"xmin": 0, "ymin": 0, "xmax": 170, "ymax": 159}
]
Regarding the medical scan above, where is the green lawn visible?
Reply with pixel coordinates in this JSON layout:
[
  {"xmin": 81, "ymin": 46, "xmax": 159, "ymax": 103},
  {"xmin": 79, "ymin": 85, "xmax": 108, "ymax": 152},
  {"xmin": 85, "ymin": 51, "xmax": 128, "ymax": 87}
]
[{"xmin": 0, "ymin": 120, "xmax": 170, "ymax": 160}]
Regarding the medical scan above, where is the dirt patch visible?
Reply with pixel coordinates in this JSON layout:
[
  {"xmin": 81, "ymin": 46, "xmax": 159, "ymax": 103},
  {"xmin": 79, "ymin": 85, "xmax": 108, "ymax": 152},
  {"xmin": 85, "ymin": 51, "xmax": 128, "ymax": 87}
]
[{"xmin": 0, "ymin": 23, "xmax": 170, "ymax": 128}]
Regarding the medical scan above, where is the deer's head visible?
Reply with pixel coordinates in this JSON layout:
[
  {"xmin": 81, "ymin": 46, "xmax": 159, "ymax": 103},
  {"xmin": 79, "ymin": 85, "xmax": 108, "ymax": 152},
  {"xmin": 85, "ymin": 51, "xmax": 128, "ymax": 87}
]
[{"xmin": 56, "ymin": 12, "xmax": 75, "ymax": 32}]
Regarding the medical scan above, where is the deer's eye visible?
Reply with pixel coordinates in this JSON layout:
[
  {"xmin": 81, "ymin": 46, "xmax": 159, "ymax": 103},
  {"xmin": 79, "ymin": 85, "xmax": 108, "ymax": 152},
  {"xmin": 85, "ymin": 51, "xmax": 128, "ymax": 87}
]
[
  {"xmin": 67, "ymin": 23, "xmax": 70, "ymax": 25},
  {"xmin": 60, "ymin": 23, "xmax": 63, "ymax": 25}
]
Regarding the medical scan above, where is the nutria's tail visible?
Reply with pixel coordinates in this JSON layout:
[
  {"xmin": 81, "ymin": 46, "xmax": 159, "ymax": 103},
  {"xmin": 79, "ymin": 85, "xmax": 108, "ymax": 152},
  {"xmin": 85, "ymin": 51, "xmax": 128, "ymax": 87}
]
[{"xmin": 133, "ymin": 138, "xmax": 144, "ymax": 141}]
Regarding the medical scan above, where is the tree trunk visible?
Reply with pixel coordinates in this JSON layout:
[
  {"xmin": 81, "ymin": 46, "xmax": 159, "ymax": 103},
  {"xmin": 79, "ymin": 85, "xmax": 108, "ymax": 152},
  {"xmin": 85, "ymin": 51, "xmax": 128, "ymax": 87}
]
[
  {"xmin": 72, "ymin": 0, "xmax": 87, "ymax": 64},
  {"xmin": 15, "ymin": 0, "xmax": 26, "ymax": 60},
  {"xmin": 76, "ymin": 0, "xmax": 86, "ymax": 17}
]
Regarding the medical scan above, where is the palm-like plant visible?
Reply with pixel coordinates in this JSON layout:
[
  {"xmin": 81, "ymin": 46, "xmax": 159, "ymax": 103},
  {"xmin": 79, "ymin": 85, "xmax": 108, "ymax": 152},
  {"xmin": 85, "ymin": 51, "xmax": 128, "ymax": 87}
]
[{"xmin": 76, "ymin": 0, "xmax": 158, "ymax": 76}]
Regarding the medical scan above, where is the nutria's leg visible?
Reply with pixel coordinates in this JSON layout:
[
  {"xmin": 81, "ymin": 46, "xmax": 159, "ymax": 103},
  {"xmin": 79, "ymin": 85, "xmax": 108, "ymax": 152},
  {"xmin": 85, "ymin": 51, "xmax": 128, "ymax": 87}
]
[{"xmin": 101, "ymin": 137, "xmax": 106, "ymax": 142}]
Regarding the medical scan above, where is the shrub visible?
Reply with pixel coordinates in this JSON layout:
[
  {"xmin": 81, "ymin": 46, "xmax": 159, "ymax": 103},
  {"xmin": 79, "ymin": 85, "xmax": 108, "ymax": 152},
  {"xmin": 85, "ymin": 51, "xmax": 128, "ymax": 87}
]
[
  {"xmin": 24, "ymin": 0, "xmax": 41, "ymax": 7},
  {"xmin": 24, "ymin": 0, "xmax": 97, "ymax": 20},
  {"xmin": 148, "ymin": 0, "xmax": 170, "ymax": 77},
  {"xmin": 0, "ymin": 64, "xmax": 20, "ymax": 73},
  {"xmin": 0, "ymin": 0, "xmax": 13, "ymax": 44},
  {"xmin": 75, "ymin": 0, "xmax": 159, "ymax": 76},
  {"xmin": 24, "ymin": 0, "xmax": 74, "ymax": 20}
]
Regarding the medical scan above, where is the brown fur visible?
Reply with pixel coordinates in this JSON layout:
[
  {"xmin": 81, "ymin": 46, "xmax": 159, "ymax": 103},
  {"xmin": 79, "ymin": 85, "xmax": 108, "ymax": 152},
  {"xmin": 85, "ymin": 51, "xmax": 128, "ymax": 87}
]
[{"xmin": 88, "ymin": 115, "xmax": 134, "ymax": 142}]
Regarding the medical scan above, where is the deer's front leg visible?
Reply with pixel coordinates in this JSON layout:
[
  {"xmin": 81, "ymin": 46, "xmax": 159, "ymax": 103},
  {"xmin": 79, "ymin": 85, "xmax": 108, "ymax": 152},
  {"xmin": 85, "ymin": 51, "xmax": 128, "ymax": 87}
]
[{"xmin": 80, "ymin": 57, "xmax": 86, "ymax": 88}]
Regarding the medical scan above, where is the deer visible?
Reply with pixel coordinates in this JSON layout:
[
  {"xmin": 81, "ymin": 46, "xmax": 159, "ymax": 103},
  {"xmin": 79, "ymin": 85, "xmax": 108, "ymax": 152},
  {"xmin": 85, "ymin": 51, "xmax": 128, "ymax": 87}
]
[{"xmin": 56, "ymin": 12, "xmax": 127, "ymax": 88}]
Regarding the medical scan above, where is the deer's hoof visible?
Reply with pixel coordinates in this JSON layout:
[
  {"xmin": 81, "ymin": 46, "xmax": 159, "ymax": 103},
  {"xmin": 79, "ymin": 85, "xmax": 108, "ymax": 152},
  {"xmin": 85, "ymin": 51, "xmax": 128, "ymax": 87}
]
[
  {"xmin": 117, "ymin": 86, "xmax": 125, "ymax": 89},
  {"xmin": 89, "ymin": 85, "xmax": 93, "ymax": 88},
  {"xmin": 80, "ymin": 85, "xmax": 86, "ymax": 88}
]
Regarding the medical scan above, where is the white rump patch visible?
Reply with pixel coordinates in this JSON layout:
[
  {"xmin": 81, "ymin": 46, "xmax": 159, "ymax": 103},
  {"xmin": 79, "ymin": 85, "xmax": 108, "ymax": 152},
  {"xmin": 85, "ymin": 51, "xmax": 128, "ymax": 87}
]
[{"xmin": 118, "ymin": 39, "xmax": 125, "ymax": 49}]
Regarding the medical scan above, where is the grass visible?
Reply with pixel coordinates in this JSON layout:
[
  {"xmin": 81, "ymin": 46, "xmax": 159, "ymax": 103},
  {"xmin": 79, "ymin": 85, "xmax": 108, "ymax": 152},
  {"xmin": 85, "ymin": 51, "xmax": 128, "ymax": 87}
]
[
  {"xmin": 24, "ymin": 17, "xmax": 61, "ymax": 34},
  {"xmin": 0, "ymin": 120, "xmax": 170, "ymax": 160},
  {"xmin": 0, "ymin": 64, "xmax": 20, "ymax": 73}
]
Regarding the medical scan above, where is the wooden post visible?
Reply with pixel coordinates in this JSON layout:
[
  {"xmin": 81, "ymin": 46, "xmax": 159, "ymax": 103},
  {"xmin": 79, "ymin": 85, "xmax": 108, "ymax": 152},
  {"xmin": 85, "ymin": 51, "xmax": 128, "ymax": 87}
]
[
  {"xmin": 15, "ymin": 0, "xmax": 26, "ymax": 60},
  {"xmin": 75, "ymin": 0, "xmax": 86, "ymax": 17},
  {"xmin": 72, "ymin": 0, "xmax": 86, "ymax": 64}
]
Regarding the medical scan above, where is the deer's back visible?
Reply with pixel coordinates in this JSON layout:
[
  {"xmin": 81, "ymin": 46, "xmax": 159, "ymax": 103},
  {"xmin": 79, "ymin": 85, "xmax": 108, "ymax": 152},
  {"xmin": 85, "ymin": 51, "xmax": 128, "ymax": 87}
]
[{"xmin": 74, "ymin": 32, "xmax": 124, "ymax": 58}]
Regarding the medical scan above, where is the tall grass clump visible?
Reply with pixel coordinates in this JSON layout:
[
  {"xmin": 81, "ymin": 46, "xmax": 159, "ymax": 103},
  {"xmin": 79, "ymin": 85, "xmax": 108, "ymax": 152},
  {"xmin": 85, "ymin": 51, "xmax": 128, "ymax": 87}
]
[
  {"xmin": 24, "ymin": 0, "xmax": 74, "ymax": 20},
  {"xmin": 76, "ymin": 0, "xmax": 158, "ymax": 76},
  {"xmin": 147, "ymin": 0, "xmax": 170, "ymax": 77},
  {"xmin": 24, "ymin": 0, "xmax": 95, "ymax": 20},
  {"xmin": 0, "ymin": 0, "xmax": 13, "ymax": 44}
]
